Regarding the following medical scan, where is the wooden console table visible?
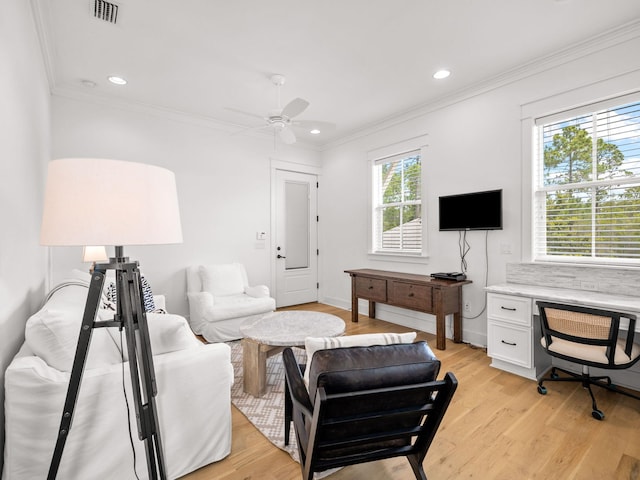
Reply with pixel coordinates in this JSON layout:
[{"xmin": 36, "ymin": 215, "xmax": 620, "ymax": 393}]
[{"xmin": 345, "ymin": 269, "xmax": 471, "ymax": 350}]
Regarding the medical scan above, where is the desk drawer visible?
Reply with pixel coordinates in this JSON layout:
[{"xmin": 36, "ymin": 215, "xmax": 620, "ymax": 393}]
[
  {"xmin": 488, "ymin": 322, "xmax": 532, "ymax": 368},
  {"xmin": 389, "ymin": 281, "xmax": 432, "ymax": 311},
  {"xmin": 354, "ymin": 277, "xmax": 387, "ymax": 302},
  {"xmin": 487, "ymin": 293, "xmax": 532, "ymax": 327}
]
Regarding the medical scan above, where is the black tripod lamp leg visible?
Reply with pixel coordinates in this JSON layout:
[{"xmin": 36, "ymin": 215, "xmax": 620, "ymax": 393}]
[{"xmin": 47, "ymin": 270, "xmax": 106, "ymax": 480}]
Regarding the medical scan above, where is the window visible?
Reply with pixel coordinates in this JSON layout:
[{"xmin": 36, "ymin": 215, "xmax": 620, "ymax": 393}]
[
  {"xmin": 533, "ymin": 95, "xmax": 640, "ymax": 264},
  {"xmin": 372, "ymin": 150, "xmax": 422, "ymax": 253}
]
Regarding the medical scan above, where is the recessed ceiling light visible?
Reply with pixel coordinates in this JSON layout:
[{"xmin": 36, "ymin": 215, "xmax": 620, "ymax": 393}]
[
  {"xmin": 108, "ymin": 75, "xmax": 127, "ymax": 85},
  {"xmin": 433, "ymin": 69, "xmax": 451, "ymax": 80},
  {"xmin": 310, "ymin": 129, "xmax": 321, "ymax": 135},
  {"xmin": 80, "ymin": 79, "xmax": 97, "ymax": 88}
]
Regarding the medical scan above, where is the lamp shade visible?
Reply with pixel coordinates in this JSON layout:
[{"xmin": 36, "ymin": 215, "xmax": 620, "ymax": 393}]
[
  {"xmin": 41, "ymin": 158, "xmax": 183, "ymax": 246},
  {"xmin": 82, "ymin": 246, "xmax": 109, "ymax": 263}
]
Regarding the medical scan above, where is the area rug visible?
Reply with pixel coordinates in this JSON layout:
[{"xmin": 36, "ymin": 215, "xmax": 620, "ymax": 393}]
[{"xmin": 228, "ymin": 340, "xmax": 306, "ymax": 462}]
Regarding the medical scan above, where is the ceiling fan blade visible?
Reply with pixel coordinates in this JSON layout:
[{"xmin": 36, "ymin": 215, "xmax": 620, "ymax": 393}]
[
  {"xmin": 279, "ymin": 127, "xmax": 296, "ymax": 144},
  {"xmin": 281, "ymin": 98, "xmax": 309, "ymax": 118}
]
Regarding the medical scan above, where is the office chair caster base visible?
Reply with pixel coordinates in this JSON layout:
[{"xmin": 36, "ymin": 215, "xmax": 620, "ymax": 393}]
[
  {"xmin": 591, "ymin": 409, "xmax": 605, "ymax": 421},
  {"xmin": 537, "ymin": 385, "xmax": 547, "ymax": 395}
]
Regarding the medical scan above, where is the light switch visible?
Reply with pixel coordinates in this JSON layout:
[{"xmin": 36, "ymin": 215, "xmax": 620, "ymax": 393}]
[{"xmin": 256, "ymin": 231, "xmax": 267, "ymax": 240}]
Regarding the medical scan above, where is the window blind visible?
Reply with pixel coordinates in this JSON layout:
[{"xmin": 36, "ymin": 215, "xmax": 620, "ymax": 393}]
[{"xmin": 533, "ymin": 96, "xmax": 640, "ymax": 263}]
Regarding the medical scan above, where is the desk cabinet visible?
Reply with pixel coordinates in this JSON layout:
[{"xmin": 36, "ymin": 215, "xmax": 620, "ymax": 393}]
[{"xmin": 486, "ymin": 293, "xmax": 550, "ymax": 380}]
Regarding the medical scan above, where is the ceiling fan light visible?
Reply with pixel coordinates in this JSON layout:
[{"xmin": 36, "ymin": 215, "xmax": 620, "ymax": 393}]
[{"xmin": 310, "ymin": 129, "xmax": 321, "ymax": 135}]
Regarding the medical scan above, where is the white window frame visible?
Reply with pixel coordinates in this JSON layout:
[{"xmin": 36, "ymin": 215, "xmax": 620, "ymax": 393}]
[
  {"xmin": 531, "ymin": 91, "xmax": 640, "ymax": 266},
  {"xmin": 367, "ymin": 134, "xmax": 429, "ymax": 262}
]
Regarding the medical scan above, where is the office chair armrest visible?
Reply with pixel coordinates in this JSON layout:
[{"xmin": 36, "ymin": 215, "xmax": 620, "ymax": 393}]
[{"xmin": 283, "ymin": 347, "xmax": 313, "ymax": 416}]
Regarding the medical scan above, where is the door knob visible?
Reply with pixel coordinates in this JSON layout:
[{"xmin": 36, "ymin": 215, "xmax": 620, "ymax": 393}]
[{"xmin": 277, "ymin": 254, "xmax": 286, "ymax": 259}]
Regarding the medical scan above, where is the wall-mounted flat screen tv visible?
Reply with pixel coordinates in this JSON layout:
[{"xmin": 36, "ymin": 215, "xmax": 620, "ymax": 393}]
[{"xmin": 439, "ymin": 189, "xmax": 503, "ymax": 231}]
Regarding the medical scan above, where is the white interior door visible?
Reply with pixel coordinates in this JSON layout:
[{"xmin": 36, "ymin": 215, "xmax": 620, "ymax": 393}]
[{"xmin": 275, "ymin": 169, "xmax": 318, "ymax": 307}]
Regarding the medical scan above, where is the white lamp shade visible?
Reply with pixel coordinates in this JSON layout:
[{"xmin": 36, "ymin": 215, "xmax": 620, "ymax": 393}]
[
  {"xmin": 41, "ymin": 158, "xmax": 183, "ymax": 246},
  {"xmin": 82, "ymin": 246, "xmax": 109, "ymax": 263}
]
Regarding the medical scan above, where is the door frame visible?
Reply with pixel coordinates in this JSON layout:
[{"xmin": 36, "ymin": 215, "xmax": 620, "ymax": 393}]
[{"xmin": 270, "ymin": 158, "xmax": 322, "ymax": 306}]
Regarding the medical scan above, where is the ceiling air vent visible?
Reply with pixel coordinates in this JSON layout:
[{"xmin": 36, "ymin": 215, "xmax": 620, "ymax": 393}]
[{"xmin": 93, "ymin": 0, "xmax": 118, "ymax": 24}]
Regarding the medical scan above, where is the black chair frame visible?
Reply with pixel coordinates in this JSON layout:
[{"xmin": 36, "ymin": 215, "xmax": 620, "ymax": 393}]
[{"xmin": 283, "ymin": 346, "xmax": 457, "ymax": 480}]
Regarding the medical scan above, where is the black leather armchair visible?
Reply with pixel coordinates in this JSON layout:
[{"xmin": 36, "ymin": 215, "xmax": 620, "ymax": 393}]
[{"xmin": 283, "ymin": 341, "xmax": 457, "ymax": 480}]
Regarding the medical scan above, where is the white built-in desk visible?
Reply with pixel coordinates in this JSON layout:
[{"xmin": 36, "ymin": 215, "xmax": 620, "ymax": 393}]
[{"xmin": 485, "ymin": 283, "xmax": 640, "ymax": 391}]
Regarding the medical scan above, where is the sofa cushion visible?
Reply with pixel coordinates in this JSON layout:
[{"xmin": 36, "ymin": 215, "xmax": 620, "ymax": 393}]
[
  {"xmin": 199, "ymin": 264, "xmax": 246, "ymax": 297},
  {"xmin": 25, "ymin": 308, "xmax": 122, "ymax": 372},
  {"xmin": 105, "ymin": 313, "xmax": 201, "ymax": 360},
  {"xmin": 303, "ymin": 332, "xmax": 417, "ymax": 385}
]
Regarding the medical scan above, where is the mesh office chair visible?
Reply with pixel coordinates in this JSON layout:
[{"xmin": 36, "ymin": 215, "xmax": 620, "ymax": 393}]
[{"xmin": 537, "ymin": 301, "xmax": 640, "ymax": 420}]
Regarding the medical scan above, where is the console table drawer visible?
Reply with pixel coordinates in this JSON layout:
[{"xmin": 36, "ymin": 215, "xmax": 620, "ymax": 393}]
[
  {"xmin": 487, "ymin": 293, "xmax": 532, "ymax": 327},
  {"xmin": 389, "ymin": 281, "xmax": 432, "ymax": 311},
  {"xmin": 487, "ymin": 322, "xmax": 532, "ymax": 368},
  {"xmin": 354, "ymin": 277, "xmax": 387, "ymax": 302}
]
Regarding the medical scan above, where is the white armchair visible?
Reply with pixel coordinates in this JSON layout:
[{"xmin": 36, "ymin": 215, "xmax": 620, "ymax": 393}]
[{"xmin": 186, "ymin": 263, "xmax": 276, "ymax": 343}]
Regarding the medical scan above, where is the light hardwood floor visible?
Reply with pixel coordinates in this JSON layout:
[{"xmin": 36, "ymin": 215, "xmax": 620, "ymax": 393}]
[{"xmin": 182, "ymin": 303, "xmax": 640, "ymax": 480}]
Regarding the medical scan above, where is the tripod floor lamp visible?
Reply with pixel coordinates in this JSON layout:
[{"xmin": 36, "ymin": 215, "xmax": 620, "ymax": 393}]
[{"xmin": 40, "ymin": 158, "xmax": 183, "ymax": 480}]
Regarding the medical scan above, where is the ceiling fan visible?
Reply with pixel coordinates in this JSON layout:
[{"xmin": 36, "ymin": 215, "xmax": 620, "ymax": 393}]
[{"xmin": 229, "ymin": 74, "xmax": 334, "ymax": 145}]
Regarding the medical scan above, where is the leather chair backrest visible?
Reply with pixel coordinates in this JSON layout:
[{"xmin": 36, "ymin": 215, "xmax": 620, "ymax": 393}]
[{"xmin": 307, "ymin": 341, "xmax": 440, "ymax": 405}]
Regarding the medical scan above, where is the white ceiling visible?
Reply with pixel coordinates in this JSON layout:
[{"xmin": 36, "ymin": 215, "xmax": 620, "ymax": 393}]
[{"xmin": 34, "ymin": 0, "xmax": 640, "ymax": 147}]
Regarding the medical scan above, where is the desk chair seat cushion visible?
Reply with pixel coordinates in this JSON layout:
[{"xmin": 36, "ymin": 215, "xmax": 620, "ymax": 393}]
[
  {"xmin": 541, "ymin": 336, "xmax": 640, "ymax": 366},
  {"xmin": 307, "ymin": 341, "xmax": 439, "ymax": 409},
  {"xmin": 303, "ymin": 332, "xmax": 416, "ymax": 385}
]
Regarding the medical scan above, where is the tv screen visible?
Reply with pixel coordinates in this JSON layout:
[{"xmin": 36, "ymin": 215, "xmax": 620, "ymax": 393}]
[{"xmin": 439, "ymin": 189, "xmax": 503, "ymax": 231}]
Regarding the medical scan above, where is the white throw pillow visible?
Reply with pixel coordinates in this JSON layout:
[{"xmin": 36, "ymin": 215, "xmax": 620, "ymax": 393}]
[
  {"xmin": 303, "ymin": 332, "xmax": 417, "ymax": 385},
  {"xmin": 25, "ymin": 308, "xmax": 122, "ymax": 372},
  {"xmin": 105, "ymin": 313, "xmax": 201, "ymax": 361},
  {"xmin": 245, "ymin": 285, "xmax": 269, "ymax": 298},
  {"xmin": 199, "ymin": 264, "xmax": 246, "ymax": 297},
  {"xmin": 147, "ymin": 313, "xmax": 201, "ymax": 354}
]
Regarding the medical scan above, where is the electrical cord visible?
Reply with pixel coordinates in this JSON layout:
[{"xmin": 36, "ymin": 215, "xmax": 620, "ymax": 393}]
[
  {"xmin": 462, "ymin": 230, "xmax": 489, "ymax": 320},
  {"xmin": 41, "ymin": 281, "xmax": 89, "ymax": 308},
  {"xmin": 458, "ymin": 230, "xmax": 470, "ymax": 273}
]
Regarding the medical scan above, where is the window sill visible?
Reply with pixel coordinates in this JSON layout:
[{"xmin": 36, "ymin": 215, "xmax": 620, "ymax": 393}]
[{"xmin": 367, "ymin": 251, "xmax": 430, "ymax": 264}]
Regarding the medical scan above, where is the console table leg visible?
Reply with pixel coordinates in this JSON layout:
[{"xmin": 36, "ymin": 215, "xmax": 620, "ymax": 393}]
[
  {"xmin": 453, "ymin": 312, "xmax": 462, "ymax": 343},
  {"xmin": 369, "ymin": 300, "xmax": 376, "ymax": 319},
  {"xmin": 351, "ymin": 276, "xmax": 358, "ymax": 323},
  {"xmin": 434, "ymin": 289, "xmax": 446, "ymax": 350},
  {"xmin": 435, "ymin": 314, "xmax": 446, "ymax": 350}
]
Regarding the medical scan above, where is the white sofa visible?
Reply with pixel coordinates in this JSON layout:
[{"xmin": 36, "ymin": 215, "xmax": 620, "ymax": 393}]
[
  {"xmin": 3, "ymin": 282, "xmax": 234, "ymax": 480},
  {"xmin": 186, "ymin": 263, "xmax": 276, "ymax": 343}
]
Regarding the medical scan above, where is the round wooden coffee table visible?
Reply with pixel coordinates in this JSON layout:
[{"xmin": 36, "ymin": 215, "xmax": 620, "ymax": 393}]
[{"xmin": 240, "ymin": 311, "xmax": 345, "ymax": 396}]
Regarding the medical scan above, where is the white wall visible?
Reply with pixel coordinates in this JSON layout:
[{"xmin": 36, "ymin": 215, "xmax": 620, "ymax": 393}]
[
  {"xmin": 319, "ymin": 34, "xmax": 640, "ymax": 347},
  {"xmin": 0, "ymin": 0, "xmax": 51, "ymax": 469},
  {"xmin": 51, "ymin": 96, "xmax": 321, "ymax": 317}
]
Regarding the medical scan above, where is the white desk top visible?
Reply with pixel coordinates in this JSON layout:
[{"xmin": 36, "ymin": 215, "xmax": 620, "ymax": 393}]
[{"xmin": 486, "ymin": 283, "xmax": 640, "ymax": 315}]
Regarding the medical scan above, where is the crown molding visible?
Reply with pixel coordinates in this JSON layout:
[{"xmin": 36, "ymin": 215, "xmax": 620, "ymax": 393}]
[
  {"xmin": 31, "ymin": 0, "xmax": 640, "ymax": 154},
  {"xmin": 51, "ymin": 86, "xmax": 322, "ymax": 152},
  {"xmin": 322, "ymin": 18, "xmax": 640, "ymax": 151},
  {"xmin": 29, "ymin": 0, "xmax": 55, "ymax": 91}
]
